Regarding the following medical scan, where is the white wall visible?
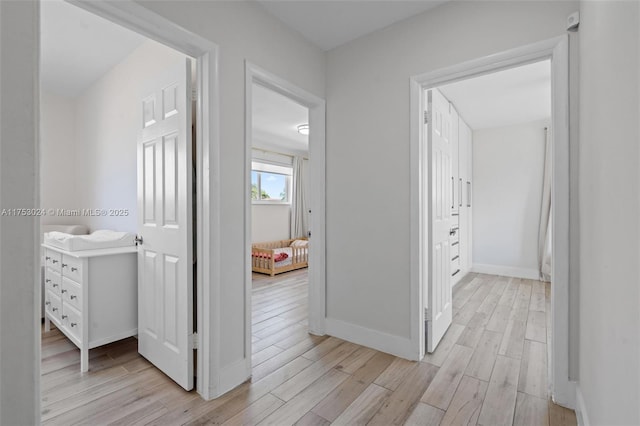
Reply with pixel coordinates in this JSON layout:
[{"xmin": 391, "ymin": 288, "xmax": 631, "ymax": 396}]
[
  {"xmin": 325, "ymin": 0, "xmax": 577, "ymax": 356},
  {"xmin": 0, "ymin": 1, "xmax": 39, "ymax": 424},
  {"xmin": 578, "ymin": 1, "xmax": 640, "ymax": 424},
  {"xmin": 74, "ymin": 40, "xmax": 184, "ymax": 233},
  {"xmin": 135, "ymin": 0, "xmax": 326, "ymax": 395},
  {"xmin": 40, "ymin": 91, "xmax": 78, "ymax": 226},
  {"xmin": 251, "ymin": 205, "xmax": 290, "ymax": 243},
  {"xmin": 472, "ymin": 120, "xmax": 548, "ymax": 279}
]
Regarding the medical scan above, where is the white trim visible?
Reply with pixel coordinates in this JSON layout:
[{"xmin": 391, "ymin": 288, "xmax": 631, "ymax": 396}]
[
  {"xmin": 410, "ymin": 35, "xmax": 573, "ymax": 406},
  {"xmin": 325, "ymin": 318, "xmax": 417, "ymax": 361},
  {"xmin": 471, "ymin": 264, "xmax": 540, "ymax": 280},
  {"xmin": 64, "ymin": 0, "xmax": 221, "ymax": 400},
  {"xmin": 575, "ymin": 384, "xmax": 590, "ymax": 426},
  {"xmin": 215, "ymin": 358, "xmax": 251, "ymax": 398},
  {"xmin": 550, "ymin": 35, "xmax": 574, "ymax": 409},
  {"xmin": 245, "ymin": 63, "xmax": 327, "ymax": 378}
]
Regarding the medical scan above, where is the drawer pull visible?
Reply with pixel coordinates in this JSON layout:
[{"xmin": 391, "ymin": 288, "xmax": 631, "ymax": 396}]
[
  {"xmin": 52, "ymin": 307, "xmax": 58, "ymax": 312},
  {"xmin": 61, "ymin": 263, "xmax": 68, "ymax": 268},
  {"xmin": 45, "ymin": 301, "xmax": 51, "ymax": 306},
  {"xmin": 452, "ymin": 255, "xmax": 459, "ymax": 261},
  {"xmin": 52, "ymin": 260, "xmax": 58, "ymax": 264},
  {"xmin": 70, "ymin": 322, "xmax": 77, "ymax": 328},
  {"xmin": 61, "ymin": 315, "xmax": 68, "ymax": 320},
  {"xmin": 61, "ymin": 289, "xmax": 67, "ymax": 294},
  {"xmin": 452, "ymin": 241, "xmax": 459, "ymax": 246},
  {"xmin": 45, "ymin": 279, "xmax": 51, "ymax": 283},
  {"xmin": 52, "ymin": 283, "xmax": 59, "ymax": 288},
  {"xmin": 452, "ymin": 269, "xmax": 461, "ymax": 277},
  {"xmin": 451, "ymin": 177, "xmax": 454, "ymax": 209},
  {"xmin": 45, "ymin": 256, "xmax": 51, "ymax": 260},
  {"xmin": 70, "ymin": 295, "xmax": 77, "ymax": 300},
  {"xmin": 71, "ymin": 267, "xmax": 78, "ymax": 272}
]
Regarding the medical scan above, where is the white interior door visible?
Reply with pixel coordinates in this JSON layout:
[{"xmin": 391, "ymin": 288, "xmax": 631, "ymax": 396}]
[
  {"xmin": 426, "ymin": 88, "xmax": 453, "ymax": 353},
  {"xmin": 137, "ymin": 58, "xmax": 194, "ymax": 390}
]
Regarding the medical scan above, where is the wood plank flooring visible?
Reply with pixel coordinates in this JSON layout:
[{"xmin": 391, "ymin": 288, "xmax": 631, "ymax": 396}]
[{"xmin": 41, "ymin": 270, "xmax": 577, "ymax": 425}]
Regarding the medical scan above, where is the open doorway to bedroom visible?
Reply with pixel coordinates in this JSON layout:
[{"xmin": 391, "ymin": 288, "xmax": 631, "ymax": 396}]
[
  {"xmin": 38, "ymin": 0, "xmax": 216, "ymax": 418},
  {"xmin": 245, "ymin": 64, "xmax": 327, "ymax": 378},
  {"xmin": 421, "ymin": 60, "xmax": 554, "ymax": 420},
  {"xmin": 249, "ymin": 82, "xmax": 315, "ymax": 373},
  {"xmin": 413, "ymin": 38, "xmax": 574, "ymax": 414}
]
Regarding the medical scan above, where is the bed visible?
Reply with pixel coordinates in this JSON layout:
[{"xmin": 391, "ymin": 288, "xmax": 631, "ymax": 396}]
[{"xmin": 251, "ymin": 238, "xmax": 309, "ymax": 276}]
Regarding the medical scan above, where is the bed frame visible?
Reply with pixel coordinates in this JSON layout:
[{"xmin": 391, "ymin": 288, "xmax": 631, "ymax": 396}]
[{"xmin": 251, "ymin": 238, "xmax": 309, "ymax": 276}]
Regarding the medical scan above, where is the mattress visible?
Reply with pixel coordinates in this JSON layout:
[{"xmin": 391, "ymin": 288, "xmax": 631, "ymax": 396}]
[{"xmin": 44, "ymin": 229, "xmax": 135, "ymax": 251}]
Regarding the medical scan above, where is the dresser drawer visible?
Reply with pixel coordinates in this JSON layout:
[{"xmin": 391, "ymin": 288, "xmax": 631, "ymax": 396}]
[
  {"xmin": 61, "ymin": 255, "xmax": 83, "ymax": 283},
  {"xmin": 44, "ymin": 249, "xmax": 61, "ymax": 272},
  {"xmin": 62, "ymin": 304, "xmax": 82, "ymax": 342},
  {"xmin": 45, "ymin": 269, "xmax": 62, "ymax": 296},
  {"xmin": 61, "ymin": 277, "xmax": 82, "ymax": 312},
  {"xmin": 46, "ymin": 290, "xmax": 62, "ymax": 322}
]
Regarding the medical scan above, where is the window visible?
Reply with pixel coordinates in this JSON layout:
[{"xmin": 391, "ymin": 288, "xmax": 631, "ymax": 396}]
[{"xmin": 251, "ymin": 161, "xmax": 292, "ymax": 203}]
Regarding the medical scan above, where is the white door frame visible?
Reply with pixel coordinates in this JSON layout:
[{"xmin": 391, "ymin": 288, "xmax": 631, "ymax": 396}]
[
  {"xmin": 409, "ymin": 36, "xmax": 574, "ymax": 407},
  {"xmin": 244, "ymin": 63, "xmax": 327, "ymax": 362},
  {"xmin": 63, "ymin": 0, "xmax": 221, "ymax": 400}
]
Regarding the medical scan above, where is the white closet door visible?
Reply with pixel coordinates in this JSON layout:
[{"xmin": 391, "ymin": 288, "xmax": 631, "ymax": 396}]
[
  {"xmin": 466, "ymin": 123, "xmax": 473, "ymax": 269},
  {"xmin": 137, "ymin": 59, "xmax": 194, "ymax": 390},
  {"xmin": 426, "ymin": 88, "xmax": 453, "ymax": 353},
  {"xmin": 459, "ymin": 119, "xmax": 470, "ymax": 275},
  {"xmin": 451, "ymin": 107, "xmax": 460, "ymax": 214}
]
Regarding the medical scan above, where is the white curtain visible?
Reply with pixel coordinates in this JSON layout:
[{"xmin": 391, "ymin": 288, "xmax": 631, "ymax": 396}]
[
  {"xmin": 290, "ymin": 156, "xmax": 308, "ymax": 239},
  {"xmin": 538, "ymin": 127, "xmax": 552, "ymax": 282}
]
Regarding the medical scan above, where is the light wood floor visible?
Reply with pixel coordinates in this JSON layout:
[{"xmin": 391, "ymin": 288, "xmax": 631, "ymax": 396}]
[{"xmin": 41, "ymin": 270, "xmax": 577, "ymax": 425}]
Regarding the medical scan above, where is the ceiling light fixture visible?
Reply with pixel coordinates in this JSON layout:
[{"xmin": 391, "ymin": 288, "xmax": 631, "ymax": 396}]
[{"xmin": 297, "ymin": 124, "xmax": 309, "ymax": 135}]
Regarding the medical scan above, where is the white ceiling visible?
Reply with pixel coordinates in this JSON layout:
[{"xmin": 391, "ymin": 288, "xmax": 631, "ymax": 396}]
[
  {"xmin": 254, "ymin": 0, "xmax": 447, "ymax": 51},
  {"xmin": 439, "ymin": 60, "xmax": 551, "ymax": 130},
  {"xmin": 252, "ymin": 84, "xmax": 309, "ymax": 154},
  {"xmin": 40, "ymin": 0, "xmax": 145, "ymax": 97}
]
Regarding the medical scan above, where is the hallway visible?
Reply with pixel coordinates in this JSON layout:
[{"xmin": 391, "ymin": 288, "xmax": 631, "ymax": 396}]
[{"xmin": 40, "ymin": 271, "xmax": 577, "ymax": 425}]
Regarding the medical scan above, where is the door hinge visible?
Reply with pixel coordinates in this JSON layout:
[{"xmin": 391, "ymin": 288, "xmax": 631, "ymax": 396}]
[
  {"xmin": 192, "ymin": 88, "xmax": 198, "ymax": 102},
  {"xmin": 191, "ymin": 332, "xmax": 199, "ymax": 350},
  {"xmin": 424, "ymin": 110, "xmax": 429, "ymax": 124}
]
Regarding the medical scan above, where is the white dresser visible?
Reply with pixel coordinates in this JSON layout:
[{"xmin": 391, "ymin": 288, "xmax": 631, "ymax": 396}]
[{"xmin": 42, "ymin": 244, "xmax": 138, "ymax": 372}]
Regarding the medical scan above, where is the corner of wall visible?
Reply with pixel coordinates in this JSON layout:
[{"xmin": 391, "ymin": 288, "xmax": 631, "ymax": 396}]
[
  {"xmin": 210, "ymin": 357, "xmax": 251, "ymax": 400},
  {"xmin": 325, "ymin": 317, "xmax": 418, "ymax": 361},
  {"xmin": 575, "ymin": 384, "xmax": 590, "ymax": 426}
]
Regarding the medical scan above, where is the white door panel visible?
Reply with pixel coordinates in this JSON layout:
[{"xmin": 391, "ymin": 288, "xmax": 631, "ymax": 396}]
[
  {"xmin": 426, "ymin": 89, "xmax": 453, "ymax": 353},
  {"xmin": 137, "ymin": 59, "xmax": 193, "ymax": 390}
]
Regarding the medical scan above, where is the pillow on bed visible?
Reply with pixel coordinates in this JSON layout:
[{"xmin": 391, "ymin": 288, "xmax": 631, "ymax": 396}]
[{"xmin": 290, "ymin": 239, "xmax": 308, "ymax": 247}]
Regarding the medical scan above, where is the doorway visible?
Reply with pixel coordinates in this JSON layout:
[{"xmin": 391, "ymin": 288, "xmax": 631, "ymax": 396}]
[
  {"xmin": 244, "ymin": 64, "xmax": 327, "ymax": 371},
  {"xmin": 38, "ymin": 0, "xmax": 220, "ymax": 401},
  {"xmin": 410, "ymin": 36, "xmax": 573, "ymax": 407},
  {"xmin": 249, "ymin": 81, "xmax": 311, "ymax": 369}
]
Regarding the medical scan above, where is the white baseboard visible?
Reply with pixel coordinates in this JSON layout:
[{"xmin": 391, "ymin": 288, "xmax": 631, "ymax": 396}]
[
  {"xmin": 209, "ymin": 357, "xmax": 250, "ymax": 400},
  {"xmin": 325, "ymin": 317, "xmax": 418, "ymax": 361},
  {"xmin": 575, "ymin": 384, "xmax": 590, "ymax": 426},
  {"xmin": 471, "ymin": 263, "xmax": 540, "ymax": 280}
]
